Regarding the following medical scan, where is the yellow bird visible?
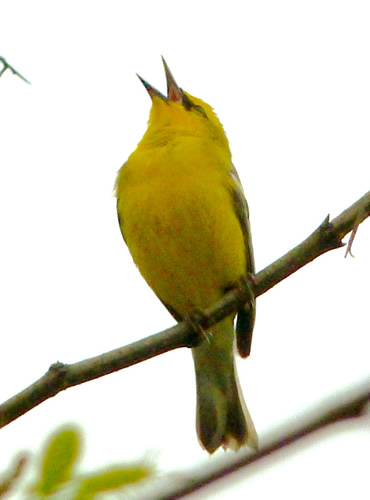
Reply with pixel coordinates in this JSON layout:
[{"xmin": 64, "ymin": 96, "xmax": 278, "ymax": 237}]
[{"xmin": 115, "ymin": 58, "xmax": 257, "ymax": 453}]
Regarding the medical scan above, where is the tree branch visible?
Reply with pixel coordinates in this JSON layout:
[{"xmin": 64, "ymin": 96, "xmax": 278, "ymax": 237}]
[
  {"xmin": 153, "ymin": 380, "xmax": 370, "ymax": 500},
  {"xmin": 0, "ymin": 57, "xmax": 31, "ymax": 84},
  {"xmin": 0, "ymin": 191, "xmax": 369, "ymax": 429}
]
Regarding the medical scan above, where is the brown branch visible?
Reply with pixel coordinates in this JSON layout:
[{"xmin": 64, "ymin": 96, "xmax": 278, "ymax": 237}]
[
  {"xmin": 0, "ymin": 454, "xmax": 29, "ymax": 497},
  {"xmin": 153, "ymin": 380, "xmax": 370, "ymax": 500},
  {"xmin": 0, "ymin": 57, "xmax": 31, "ymax": 84},
  {"xmin": 0, "ymin": 191, "xmax": 369, "ymax": 429}
]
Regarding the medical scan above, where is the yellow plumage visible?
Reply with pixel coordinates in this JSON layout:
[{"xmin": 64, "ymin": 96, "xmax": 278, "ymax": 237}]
[{"xmin": 115, "ymin": 58, "xmax": 257, "ymax": 453}]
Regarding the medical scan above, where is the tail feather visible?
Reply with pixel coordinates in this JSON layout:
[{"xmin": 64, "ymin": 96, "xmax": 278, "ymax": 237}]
[{"xmin": 192, "ymin": 319, "xmax": 257, "ymax": 454}]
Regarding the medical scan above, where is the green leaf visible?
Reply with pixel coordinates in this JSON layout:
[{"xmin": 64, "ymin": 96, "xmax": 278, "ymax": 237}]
[
  {"xmin": 33, "ymin": 425, "xmax": 81, "ymax": 496},
  {"xmin": 74, "ymin": 465, "xmax": 151, "ymax": 500}
]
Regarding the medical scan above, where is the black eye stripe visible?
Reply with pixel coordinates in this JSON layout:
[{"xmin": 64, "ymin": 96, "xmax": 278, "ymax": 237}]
[
  {"xmin": 181, "ymin": 92, "xmax": 193, "ymax": 110},
  {"xmin": 181, "ymin": 91, "xmax": 208, "ymax": 118}
]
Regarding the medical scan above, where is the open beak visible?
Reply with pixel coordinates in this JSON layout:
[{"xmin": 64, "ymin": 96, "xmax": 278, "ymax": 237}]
[
  {"xmin": 161, "ymin": 56, "xmax": 182, "ymax": 102},
  {"xmin": 137, "ymin": 57, "xmax": 183, "ymax": 103},
  {"xmin": 136, "ymin": 73, "xmax": 166, "ymax": 100}
]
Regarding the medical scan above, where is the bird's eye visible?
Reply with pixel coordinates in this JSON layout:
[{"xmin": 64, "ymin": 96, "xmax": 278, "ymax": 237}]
[
  {"xmin": 193, "ymin": 104, "xmax": 208, "ymax": 118},
  {"xmin": 181, "ymin": 93, "xmax": 208, "ymax": 119}
]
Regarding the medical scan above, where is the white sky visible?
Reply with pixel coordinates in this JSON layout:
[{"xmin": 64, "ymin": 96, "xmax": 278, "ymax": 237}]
[{"xmin": 1, "ymin": 1, "xmax": 369, "ymax": 498}]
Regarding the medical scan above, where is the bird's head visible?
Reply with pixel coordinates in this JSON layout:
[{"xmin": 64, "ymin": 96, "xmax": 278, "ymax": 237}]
[{"xmin": 137, "ymin": 58, "xmax": 230, "ymax": 151}]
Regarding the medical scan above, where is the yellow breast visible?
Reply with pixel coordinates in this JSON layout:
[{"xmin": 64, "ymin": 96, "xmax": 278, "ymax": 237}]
[{"xmin": 116, "ymin": 137, "xmax": 246, "ymax": 316}]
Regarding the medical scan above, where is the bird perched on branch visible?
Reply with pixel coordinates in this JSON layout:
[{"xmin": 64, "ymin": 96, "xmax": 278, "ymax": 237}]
[{"xmin": 115, "ymin": 58, "xmax": 257, "ymax": 453}]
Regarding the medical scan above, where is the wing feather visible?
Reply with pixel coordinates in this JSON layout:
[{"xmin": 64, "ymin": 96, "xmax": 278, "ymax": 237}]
[{"xmin": 229, "ymin": 164, "xmax": 256, "ymax": 358}]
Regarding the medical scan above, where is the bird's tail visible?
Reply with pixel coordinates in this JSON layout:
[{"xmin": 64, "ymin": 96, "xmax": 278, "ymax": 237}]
[{"xmin": 192, "ymin": 319, "xmax": 258, "ymax": 454}]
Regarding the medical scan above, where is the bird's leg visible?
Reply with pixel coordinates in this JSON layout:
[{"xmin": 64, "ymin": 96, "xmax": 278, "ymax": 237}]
[{"xmin": 184, "ymin": 308, "xmax": 213, "ymax": 347}]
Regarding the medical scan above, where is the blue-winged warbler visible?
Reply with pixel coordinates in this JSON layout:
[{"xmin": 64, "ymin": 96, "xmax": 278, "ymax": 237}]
[{"xmin": 115, "ymin": 58, "xmax": 257, "ymax": 453}]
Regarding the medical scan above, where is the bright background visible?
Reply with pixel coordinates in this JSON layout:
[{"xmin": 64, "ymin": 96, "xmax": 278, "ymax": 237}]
[{"xmin": 1, "ymin": 1, "xmax": 369, "ymax": 498}]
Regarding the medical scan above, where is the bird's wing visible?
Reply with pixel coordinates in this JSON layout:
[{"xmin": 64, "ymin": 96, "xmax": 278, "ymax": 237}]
[{"xmin": 229, "ymin": 164, "xmax": 256, "ymax": 358}]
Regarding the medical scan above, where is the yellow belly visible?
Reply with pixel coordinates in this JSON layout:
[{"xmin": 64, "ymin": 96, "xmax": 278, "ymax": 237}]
[{"xmin": 117, "ymin": 145, "xmax": 246, "ymax": 317}]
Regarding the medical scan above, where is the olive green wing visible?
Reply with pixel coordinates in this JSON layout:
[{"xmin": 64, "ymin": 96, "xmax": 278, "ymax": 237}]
[{"xmin": 229, "ymin": 164, "xmax": 256, "ymax": 358}]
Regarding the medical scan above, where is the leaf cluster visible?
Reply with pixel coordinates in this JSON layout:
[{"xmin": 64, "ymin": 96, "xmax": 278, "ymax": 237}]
[{"xmin": 0, "ymin": 426, "xmax": 151, "ymax": 500}]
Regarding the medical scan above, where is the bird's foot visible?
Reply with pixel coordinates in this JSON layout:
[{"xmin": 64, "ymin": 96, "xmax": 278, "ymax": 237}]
[{"xmin": 185, "ymin": 308, "xmax": 212, "ymax": 347}]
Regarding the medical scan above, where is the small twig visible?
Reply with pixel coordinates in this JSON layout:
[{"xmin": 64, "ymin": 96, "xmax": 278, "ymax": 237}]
[
  {"xmin": 0, "ymin": 191, "xmax": 369, "ymax": 429},
  {"xmin": 345, "ymin": 224, "xmax": 358, "ymax": 258},
  {"xmin": 344, "ymin": 203, "xmax": 367, "ymax": 258},
  {"xmin": 0, "ymin": 57, "xmax": 31, "ymax": 84},
  {"xmin": 0, "ymin": 454, "xmax": 29, "ymax": 497}
]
